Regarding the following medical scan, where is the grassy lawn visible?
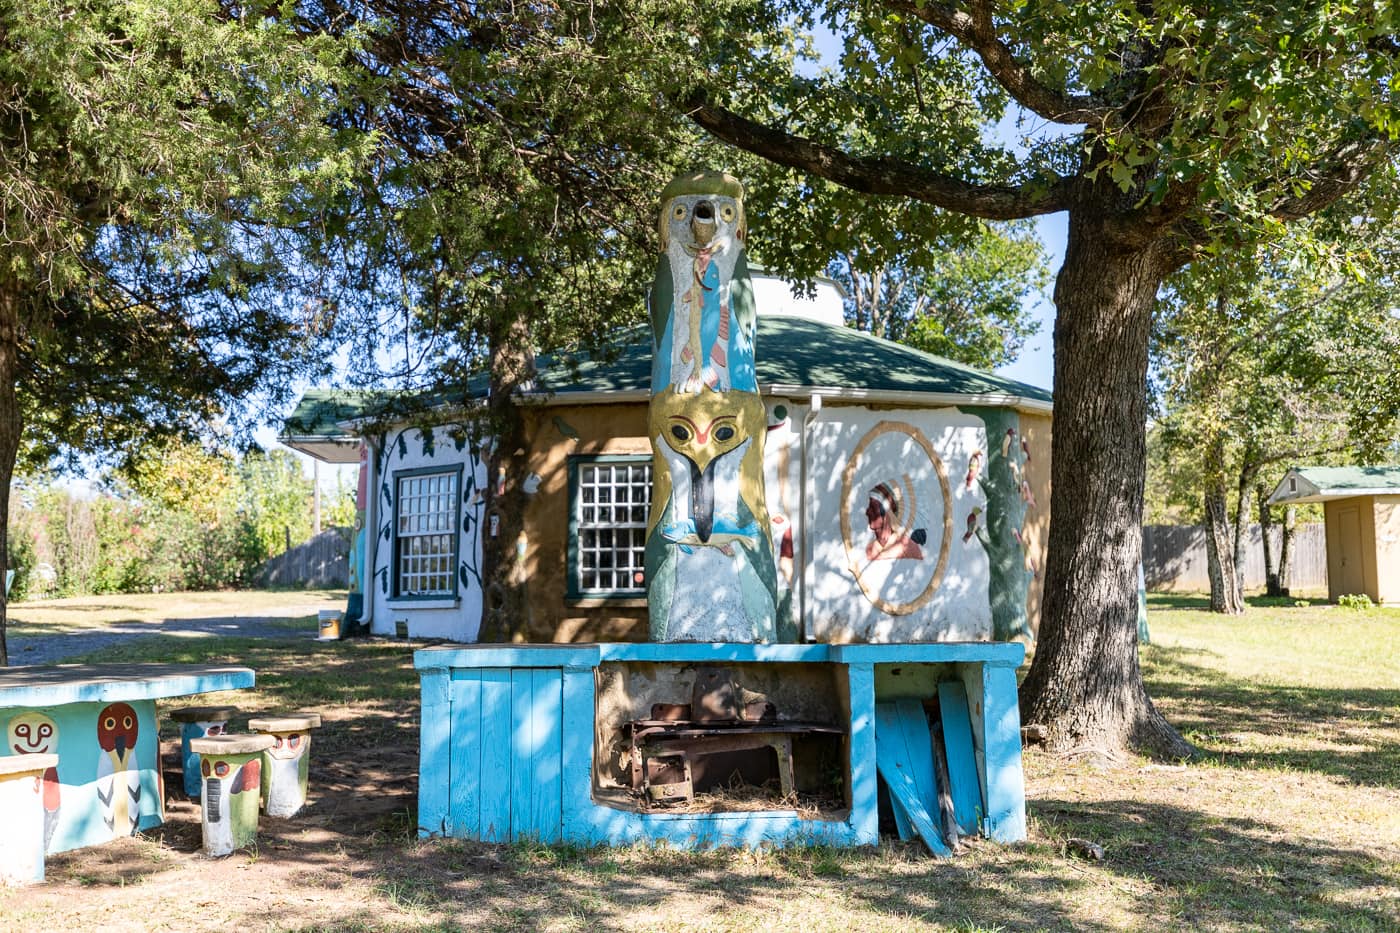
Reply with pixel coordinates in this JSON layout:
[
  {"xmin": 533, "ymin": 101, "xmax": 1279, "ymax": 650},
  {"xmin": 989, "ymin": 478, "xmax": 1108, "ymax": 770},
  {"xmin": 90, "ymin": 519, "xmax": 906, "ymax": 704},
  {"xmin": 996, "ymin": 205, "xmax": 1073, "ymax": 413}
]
[
  {"xmin": 0, "ymin": 593, "xmax": 1395, "ymax": 931},
  {"xmin": 6, "ymin": 589, "xmax": 346, "ymax": 637}
]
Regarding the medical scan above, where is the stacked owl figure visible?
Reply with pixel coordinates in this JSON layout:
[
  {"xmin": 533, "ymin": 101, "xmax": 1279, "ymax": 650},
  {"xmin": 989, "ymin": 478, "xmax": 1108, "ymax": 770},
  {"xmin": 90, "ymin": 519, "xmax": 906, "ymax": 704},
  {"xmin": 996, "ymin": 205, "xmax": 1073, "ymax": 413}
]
[{"xmin": 646, "ymin": 171, "xmax": 779, "ymax": 642}]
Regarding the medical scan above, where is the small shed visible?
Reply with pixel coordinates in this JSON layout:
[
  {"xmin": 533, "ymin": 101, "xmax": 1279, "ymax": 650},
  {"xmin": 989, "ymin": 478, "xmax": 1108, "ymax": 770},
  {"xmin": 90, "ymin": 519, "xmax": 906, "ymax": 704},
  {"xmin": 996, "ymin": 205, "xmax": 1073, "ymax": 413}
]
[{"xmin": 1268, "ymin": 466, "xmax": 1400, "ymax": 604}]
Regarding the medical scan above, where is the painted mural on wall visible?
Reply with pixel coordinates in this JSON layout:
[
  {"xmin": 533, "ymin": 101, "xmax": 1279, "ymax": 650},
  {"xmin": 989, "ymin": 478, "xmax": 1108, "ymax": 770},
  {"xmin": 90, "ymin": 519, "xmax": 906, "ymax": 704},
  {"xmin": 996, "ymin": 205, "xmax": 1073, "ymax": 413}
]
[
  {"xmin": 807, "ymin": 408, "xmax": 992, "ymax": 642},
  {"xmin": 967, "ymin": 408, "xmax": 1037, "ymax": 643},
  {"xmin": 366, "ymin": 424, "xmax": 488, "ymax": 641},
  {"xmin": 645, "ymin": 171, "xmax": 779, "ymax": 642},
  {"xmin": 1, "ymin": 701, "xmax": 163, "ymax": 853}
]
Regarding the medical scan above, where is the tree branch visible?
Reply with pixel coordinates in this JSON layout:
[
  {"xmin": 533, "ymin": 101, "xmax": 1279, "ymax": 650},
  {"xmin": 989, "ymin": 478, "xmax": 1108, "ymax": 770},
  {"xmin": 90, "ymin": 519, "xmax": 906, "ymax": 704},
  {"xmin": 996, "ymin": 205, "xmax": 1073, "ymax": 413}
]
[
  {"xmin": 1267, "ymin": 137, "xmax": 1393, "ymax": 221},
  {"xmin": 679, "ymin": 88, "xmax": 1072, "ymax": 220},
  {"xmin": 886, "ymin": 0, "xmax": 1114, "ymax": 125}
]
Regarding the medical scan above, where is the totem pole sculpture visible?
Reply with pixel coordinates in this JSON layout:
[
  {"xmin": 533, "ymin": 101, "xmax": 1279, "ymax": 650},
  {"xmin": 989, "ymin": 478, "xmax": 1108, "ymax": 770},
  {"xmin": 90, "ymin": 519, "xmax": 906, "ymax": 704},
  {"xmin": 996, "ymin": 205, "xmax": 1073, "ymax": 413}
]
[{"xmin": 646, "ymin": 171, "xmax": 778, "ymax": 642}]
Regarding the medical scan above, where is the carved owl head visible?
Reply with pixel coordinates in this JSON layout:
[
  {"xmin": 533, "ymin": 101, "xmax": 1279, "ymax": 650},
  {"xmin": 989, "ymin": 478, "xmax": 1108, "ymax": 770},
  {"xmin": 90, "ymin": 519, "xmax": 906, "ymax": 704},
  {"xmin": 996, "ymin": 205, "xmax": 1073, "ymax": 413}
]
[{"xmin": 659, "ymin": 171, "xmax": 746, "ymax": 253}]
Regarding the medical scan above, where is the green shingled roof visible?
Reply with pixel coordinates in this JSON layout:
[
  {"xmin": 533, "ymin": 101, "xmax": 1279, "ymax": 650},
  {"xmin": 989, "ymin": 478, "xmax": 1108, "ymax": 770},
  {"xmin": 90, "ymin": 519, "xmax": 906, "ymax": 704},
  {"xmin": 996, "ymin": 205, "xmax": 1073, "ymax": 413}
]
[
  {"xmin": 1269, "ymin": 465, "xmax": 1400, "ymax": 504},
  {"xmin": 281, "ymin": 316, "xmax": 1053, "ymax": 442}
]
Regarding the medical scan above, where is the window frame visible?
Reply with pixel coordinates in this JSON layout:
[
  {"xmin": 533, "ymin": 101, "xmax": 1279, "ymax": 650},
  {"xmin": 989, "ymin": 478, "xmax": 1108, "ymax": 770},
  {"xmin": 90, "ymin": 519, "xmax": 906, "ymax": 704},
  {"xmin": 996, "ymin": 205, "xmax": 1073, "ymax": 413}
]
[
  {"xmin": 390, "ymin": 464, "xmax": 464, "ymax": 601},
  {"xmin": 566, "ymin": 454, "xmax": 652, "ymax": 600}
]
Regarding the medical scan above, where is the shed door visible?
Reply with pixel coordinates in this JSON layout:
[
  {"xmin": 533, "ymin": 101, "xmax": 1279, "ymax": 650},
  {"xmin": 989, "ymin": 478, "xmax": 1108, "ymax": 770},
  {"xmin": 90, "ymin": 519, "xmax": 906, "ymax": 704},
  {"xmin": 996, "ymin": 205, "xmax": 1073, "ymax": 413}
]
[{"xmin": 1335, "ymin": 506, "xmax": 1365, "ymax": 597}]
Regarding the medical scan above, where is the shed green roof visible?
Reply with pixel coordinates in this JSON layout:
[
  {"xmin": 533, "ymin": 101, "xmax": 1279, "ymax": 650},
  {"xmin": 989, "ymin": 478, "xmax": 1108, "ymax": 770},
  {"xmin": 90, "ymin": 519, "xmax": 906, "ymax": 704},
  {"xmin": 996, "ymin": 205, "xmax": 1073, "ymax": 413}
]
[
  {"xmin": 281, "ymin": 316, "xmax": 1053, "ymax": 452},
  {"xmin": 1268, "ymin": 465, "xmax": 1400, "ymax": 504}
]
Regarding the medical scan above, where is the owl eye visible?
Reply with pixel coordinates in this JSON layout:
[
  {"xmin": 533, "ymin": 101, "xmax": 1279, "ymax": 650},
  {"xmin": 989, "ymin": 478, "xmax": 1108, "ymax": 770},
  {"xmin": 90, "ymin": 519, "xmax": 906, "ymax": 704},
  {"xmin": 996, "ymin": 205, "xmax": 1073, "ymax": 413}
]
[
  {"xmin": 215, "ymin": 762, "xmax": 229, "ymax": 777},
  {"xmin": 720, "ymin": 205, "xmax": 736, "ymax": 222},
  {"xmin": 202, "ymin": 760, "xmax": 211, "ymax": 777},
  {"xmin": 104, "ymin": 718, "xmax": 116, "ymax": 730},
  {"xmin": 672, "ymin": 204, "xmax": 687, "ymax": 221},
  {"xmin": 671, "ymin": 425, "xmax": 690, "ymax": 442},
  {"xmin": 715, "ymin": 426, "xmax": 736, "ymax": 442},
  {"xmin": 123, "ymin": 716, "xmax": 133, "ymax": 729}
]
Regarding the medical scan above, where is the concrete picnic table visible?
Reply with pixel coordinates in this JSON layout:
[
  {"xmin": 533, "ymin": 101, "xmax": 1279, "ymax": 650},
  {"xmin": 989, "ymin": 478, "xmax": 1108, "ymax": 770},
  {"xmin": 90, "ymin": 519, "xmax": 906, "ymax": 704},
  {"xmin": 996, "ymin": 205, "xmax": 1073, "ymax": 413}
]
[{"xmin": 0, "ymin": 663, "xmax": 254, "ymax": 853}]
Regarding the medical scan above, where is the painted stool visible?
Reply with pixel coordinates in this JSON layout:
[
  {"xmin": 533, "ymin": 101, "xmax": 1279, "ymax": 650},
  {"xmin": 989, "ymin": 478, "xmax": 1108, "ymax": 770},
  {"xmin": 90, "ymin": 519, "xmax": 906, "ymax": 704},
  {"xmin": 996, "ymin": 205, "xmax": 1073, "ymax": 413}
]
[
  {"xmin": 247, "ymin": 714, "xmax": 322, "ymax": 818},
  {"xmin": 190, "ymin": 733, "xmax": 273, "ymax": 857},
  {"xmin": 0, "ymin": 753, "xmax": 59, "ymax": 884},
  {"xmin": 169, "ymin": 705, "xmax": 238, "ymax": 798}
]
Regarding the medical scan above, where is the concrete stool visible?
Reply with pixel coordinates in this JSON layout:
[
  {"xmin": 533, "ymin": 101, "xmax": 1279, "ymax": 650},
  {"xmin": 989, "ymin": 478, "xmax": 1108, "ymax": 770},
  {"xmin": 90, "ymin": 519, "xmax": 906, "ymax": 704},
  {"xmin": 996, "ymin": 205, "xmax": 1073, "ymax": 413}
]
[
  {"xmin": 248, "ymin": 714, "xmax": 322, "ymax": 817},
  {"xmin": 190, "ymin": 734, "xmax": 273, "ymax": 857},
  {"xmin": 0, "ymin": 753, "xmax": 59, "ymax": 884},
  {"xmin": 169, "ymin": 705, "xmax": 238, "ymax": 798}
]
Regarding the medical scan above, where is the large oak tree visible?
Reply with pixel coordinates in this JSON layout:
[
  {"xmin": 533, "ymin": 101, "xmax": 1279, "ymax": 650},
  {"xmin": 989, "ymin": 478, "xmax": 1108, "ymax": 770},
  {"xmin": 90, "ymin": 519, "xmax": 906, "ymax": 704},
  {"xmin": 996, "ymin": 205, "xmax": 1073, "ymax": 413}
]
[{"xmin": 675, "ymin": 0, "xmax": 1399, "ymax": 756}]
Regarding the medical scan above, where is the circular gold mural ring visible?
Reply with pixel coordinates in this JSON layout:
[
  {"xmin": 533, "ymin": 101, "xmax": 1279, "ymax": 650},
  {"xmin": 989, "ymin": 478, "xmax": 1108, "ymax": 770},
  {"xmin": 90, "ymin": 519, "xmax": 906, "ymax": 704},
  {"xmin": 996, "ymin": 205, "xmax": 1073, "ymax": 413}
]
[{"xmin": 839, "ymin": 420, "xmax": 954, "ymax": 616}]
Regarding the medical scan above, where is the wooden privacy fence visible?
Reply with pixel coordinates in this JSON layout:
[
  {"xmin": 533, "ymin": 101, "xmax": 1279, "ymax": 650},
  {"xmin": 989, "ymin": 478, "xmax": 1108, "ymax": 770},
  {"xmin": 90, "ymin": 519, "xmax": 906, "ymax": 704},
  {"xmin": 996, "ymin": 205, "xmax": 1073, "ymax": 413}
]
[
  {"xmin": 1142, "ymin": 523, "xmax": 1327, "ymax": 593},
  {"xmin": 259, "ymin": 528, "xmax": 350, "ymax": 588}
]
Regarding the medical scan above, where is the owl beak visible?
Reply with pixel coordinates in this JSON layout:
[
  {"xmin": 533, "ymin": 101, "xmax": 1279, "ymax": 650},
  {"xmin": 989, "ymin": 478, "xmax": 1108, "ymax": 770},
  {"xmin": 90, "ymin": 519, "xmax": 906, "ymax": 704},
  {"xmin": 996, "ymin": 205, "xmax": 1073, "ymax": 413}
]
[
  {"xmin": 691, "ymin": 201, "xmax": 717, "ymax": 245},
  {"xmin": 689, "ymin": 458, "xmax": 714, "ymax": 543}
]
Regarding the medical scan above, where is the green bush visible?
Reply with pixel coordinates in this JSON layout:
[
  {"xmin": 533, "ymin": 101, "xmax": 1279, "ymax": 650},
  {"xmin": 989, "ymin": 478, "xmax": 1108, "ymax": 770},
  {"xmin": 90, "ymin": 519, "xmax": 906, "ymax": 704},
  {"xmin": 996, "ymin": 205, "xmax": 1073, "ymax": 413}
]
[{"xmin": 1336, "ymin": 593, "xmax": 1374, "ymax": 610}]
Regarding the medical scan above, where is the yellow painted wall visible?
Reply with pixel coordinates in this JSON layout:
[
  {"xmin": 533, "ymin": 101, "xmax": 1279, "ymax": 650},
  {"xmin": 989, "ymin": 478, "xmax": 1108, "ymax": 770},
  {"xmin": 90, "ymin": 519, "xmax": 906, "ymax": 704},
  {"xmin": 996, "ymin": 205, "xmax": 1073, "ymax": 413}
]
[
  {"xmin": 1372, "ymin": 495, "xmax": 1400, "ymax": 605},
  {"xmin": 520, "ymin": 402, "xmax": 651, "ymax": 643},
  {"xmin": 1019, "ymin": 412, "xmax": 1052, "ymax": 636}
]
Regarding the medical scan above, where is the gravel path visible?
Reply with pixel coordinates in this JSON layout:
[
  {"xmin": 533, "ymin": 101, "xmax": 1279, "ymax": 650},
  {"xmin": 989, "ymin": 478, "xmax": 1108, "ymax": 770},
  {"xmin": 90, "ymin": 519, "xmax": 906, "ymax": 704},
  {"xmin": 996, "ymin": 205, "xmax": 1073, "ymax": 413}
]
[{"xmin": 8, "ymin": 602, "xmax": 332, "ymax": 666}]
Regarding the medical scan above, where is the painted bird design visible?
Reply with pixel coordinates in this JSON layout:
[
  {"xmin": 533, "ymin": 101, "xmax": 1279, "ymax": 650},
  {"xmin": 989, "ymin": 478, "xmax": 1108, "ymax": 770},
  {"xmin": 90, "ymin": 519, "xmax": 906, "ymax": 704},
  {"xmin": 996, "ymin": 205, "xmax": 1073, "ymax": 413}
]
[
  {"xmin": 96, "ymin": 702, "xmax": 141, "ymax": 836},
  {"xmin": 645, "ymin": 171, "xmax": 777, "ymax": 642},
  {"xmin": 963, "ymin": 506, "xmax": 984, "ymax": 544},
  {"xmin": 202, "ymin": 754, "xmax": 260, "ymax": 855},
  {"xmin": 965, "ymin": 451, "xmax": 983, "ymax": 490}
]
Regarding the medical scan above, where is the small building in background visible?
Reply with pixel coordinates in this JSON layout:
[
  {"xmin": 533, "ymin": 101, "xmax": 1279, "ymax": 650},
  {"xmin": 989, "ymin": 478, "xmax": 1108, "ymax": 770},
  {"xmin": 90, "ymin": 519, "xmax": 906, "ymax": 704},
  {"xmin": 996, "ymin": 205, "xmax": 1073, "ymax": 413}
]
[
  {"xmin": 1268, "ymin": 466, "xmax": 1400, "ymax": 604},
  {"xmin": 282, "ymin": 272, "xmax": 1053, "ymax": 644}
]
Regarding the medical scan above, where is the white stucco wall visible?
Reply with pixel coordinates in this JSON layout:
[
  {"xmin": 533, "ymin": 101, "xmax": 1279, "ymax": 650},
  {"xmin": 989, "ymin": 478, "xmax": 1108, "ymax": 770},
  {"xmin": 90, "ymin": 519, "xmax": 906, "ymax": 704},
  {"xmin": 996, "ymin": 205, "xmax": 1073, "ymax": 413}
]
[{"xmin": 361, "ymin": 424, "xmax": 488, "ymax": 641}]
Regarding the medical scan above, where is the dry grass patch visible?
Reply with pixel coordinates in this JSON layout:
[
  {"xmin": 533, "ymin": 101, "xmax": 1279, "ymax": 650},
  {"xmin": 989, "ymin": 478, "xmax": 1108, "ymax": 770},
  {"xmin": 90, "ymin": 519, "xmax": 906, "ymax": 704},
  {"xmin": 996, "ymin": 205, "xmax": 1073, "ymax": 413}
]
[{"xmin": 0, "ymin": 592, "xmax": 1394, "ymax": 930}]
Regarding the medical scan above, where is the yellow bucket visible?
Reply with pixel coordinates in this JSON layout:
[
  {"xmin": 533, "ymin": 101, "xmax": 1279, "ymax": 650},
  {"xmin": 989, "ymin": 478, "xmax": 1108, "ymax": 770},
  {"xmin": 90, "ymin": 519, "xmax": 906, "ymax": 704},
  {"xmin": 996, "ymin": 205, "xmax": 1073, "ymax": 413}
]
[{"xmin": 318, "ymin": 610, "xmax": 342, "ymax": 640}]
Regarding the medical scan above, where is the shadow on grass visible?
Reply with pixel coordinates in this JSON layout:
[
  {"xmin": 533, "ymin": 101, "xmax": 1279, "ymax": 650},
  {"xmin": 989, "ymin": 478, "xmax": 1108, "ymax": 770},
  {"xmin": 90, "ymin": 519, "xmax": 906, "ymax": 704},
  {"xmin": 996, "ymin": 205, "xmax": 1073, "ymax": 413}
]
[
  {"xmin": 1144, "ymin": 643, "xmax": 1400, "ymax": 789},
  {"xmin": 270, "ymin": 794, "xmax": 1397, "ymax": 932}
]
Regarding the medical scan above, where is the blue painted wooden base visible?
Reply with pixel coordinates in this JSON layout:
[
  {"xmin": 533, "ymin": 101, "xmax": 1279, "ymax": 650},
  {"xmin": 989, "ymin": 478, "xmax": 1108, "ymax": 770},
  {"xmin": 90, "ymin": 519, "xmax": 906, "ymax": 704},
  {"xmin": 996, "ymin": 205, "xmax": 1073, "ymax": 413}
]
[{"xmin": 416, "ymin": 643, "xmax": 1027, "ymax": 850}]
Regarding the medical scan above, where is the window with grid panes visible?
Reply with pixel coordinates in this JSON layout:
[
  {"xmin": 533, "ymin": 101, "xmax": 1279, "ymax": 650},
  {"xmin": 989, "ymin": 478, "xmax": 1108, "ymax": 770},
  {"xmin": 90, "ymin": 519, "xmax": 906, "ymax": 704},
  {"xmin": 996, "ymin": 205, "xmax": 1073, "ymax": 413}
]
[
  {"xmin": 571, "ymin": 457, "xmax": 651, "ymax": 596},
  {"xmin": 393, "ymin": 469, "xmax": 460, "ymax": 597}
]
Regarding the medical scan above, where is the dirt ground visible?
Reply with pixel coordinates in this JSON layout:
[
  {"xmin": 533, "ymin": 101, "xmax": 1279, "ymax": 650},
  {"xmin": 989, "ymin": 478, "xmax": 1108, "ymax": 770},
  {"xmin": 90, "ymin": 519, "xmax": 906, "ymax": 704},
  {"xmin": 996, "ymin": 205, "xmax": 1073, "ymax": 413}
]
[{"xmin": 0, "ymin": 597, "xmax": 1395, "ymax": 931}]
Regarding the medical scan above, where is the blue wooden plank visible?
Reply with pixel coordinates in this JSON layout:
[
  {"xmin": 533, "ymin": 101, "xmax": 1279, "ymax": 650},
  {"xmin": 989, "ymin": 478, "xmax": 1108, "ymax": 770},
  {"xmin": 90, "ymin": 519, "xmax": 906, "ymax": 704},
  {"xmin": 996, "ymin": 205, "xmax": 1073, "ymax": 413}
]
[
  {"xmin": 448, "ymin": 669, "xmax": 482, "ymax": 839},
  {"xmin": 559, "ymin": 668, "xmax": 597, "ymax": 845},
  {"xmin": 417, "ymin": 668, "xmax": 451, "ymax": 838},
  {"xmin": 597, "ymin": 643, "xmax": 831, "ymax": 663},
  {"xmin": 845, "ymin": 663, "xmax": 879, "ymax": 846},
  {"xmin": 478, "ymin": 668, "xmax": 512, "ymax": 843},
  {"xmin": 417, "ymin": 645, "xmax": 600, "ymax": 671},
  {"xmin": 530, "ymin": 669, "xmax": 563, "ymax": 843},
  {"xmin": 873, "ymin": 703, "xmax": 914, "ymax": 840},
  {"xmin": 0, "ymin": 664, "xmax": 255, "ymax": 707},
  {"xmin": 510, "ymin": 669, "xmax": 535, "ymax": 842},
  {"xmin": 875, "ymin": 701, "xmax": 938, "ymax": 843},
  {"xmin": 873, "ymin": 724, "xmax": 951, "ymax": 858},
  {"xmin": 937, "ymin": 680, "xmax": 983, "ymax": 836},
  {"xmin": 979, "ymin": 665, "xmax": 1027, "ymax": 842},
  {"xmin": 830, "ymin": 643, "xmax": 1025, "ymax": 666}
]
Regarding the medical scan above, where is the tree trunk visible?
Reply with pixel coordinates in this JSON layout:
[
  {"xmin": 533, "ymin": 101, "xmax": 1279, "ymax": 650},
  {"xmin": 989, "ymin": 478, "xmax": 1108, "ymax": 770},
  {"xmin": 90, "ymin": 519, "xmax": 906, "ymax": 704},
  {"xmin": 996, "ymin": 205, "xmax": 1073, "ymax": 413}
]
[
  {"xmin": 1258, "ymin": 483, "xmax": 1281, "ymax": 597},
  {"xmin": 1018, "ymin": 213, "xmax": 1193, "ymax": 760},
  {"xmin": 1231, "ymin": 470, "xmax": 1254, "ymax": 601},
  {"xmin": 1203, "ymin": 479, "xmax": 1244, "ymax": 614},
  {"xmin": 1201, "ymin": 436, "xmax": 1244, "ymax": 614},
  {"xmin": 1278, "ymin": 505, "xmax": 1296, "ymax": 594},
  {"xmin": 0, "ymin": 284, "xmax": 21, "ymax": 666},
  {"xmin": 478, "ymin": 304, "xmax": 535, "ymax": 644}
]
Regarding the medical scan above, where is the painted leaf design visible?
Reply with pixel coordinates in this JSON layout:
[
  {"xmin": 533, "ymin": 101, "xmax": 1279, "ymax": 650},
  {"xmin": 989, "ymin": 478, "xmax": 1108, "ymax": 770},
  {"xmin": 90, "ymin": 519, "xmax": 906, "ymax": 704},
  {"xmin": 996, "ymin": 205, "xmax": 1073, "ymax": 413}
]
[
  {"xmin": 420, "ymin": 429, "xmax": 435, "ymax": 457},
  {"xmin": 396, "ymin": 433, "xmax": 408, "ymax": 459}
]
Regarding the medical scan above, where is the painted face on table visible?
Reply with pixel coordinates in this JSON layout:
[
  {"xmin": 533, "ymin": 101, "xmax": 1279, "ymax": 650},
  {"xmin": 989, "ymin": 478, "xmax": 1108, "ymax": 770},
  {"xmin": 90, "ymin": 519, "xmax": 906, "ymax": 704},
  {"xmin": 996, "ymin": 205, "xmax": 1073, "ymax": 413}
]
[{"xmin": 8, "ymin": 712, "xmax": 57, "ymax": 755}]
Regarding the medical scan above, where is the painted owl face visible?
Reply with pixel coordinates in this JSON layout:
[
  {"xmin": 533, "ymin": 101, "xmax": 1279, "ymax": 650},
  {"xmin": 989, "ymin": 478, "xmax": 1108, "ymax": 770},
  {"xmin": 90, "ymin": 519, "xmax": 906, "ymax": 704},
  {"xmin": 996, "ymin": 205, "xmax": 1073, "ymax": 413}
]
[
  {"xmin": 662, "ymin": 193, "xmax": 745, "ymax": 254},
  {"xmin": 657, "ymin": 387, "xmax": 761, "ymax": 475},
  {"xmin": 8, "ymin": 712, "xmax": 57, "ymax": 755},
  {"xmin": 97, "ymin": 702, "xmax": 139, "ymax": 757},
  {"xmin": 267, "ymin": 732, "xmax": 307, "ymax": 761}
]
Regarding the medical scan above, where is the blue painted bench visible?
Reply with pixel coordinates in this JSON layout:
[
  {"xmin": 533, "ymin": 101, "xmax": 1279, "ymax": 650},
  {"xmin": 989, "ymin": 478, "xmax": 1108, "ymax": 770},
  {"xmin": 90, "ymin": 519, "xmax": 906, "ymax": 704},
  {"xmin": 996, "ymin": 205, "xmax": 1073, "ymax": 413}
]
[
  {"xmin": 0, "ymin": 664, "xmax": 255, "ymax": 853},
  {"xmin": 415, "ymin": 642, "xmax": 1025, "ymax": 849}
]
